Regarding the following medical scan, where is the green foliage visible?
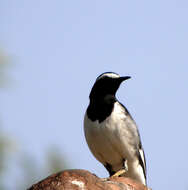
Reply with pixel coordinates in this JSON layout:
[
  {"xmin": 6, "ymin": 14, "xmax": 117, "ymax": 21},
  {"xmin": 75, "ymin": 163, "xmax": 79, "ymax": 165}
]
[
  {"xmin": 0, "ymin": 51, "xmax": 12, "ymax": 88},
  {"xmin": 0, "ymin": 51, "xmax": 70, "ymax": 190},
  {"xmin": 46, "ymin": 146, "xmax": 69, "ymax": 174},
  {"xmin": 0, "ymin": 133, "xmax": 69, "ymax": 190},
  {"xmin": 0, "ymin": 133, "xmax": 15, "ymax": 190}
]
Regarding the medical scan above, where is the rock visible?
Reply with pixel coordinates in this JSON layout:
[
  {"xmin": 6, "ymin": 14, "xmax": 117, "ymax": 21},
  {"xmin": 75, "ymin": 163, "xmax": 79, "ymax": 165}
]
[{"xmin": 27, "ymin": 169, "xmax": 149, "ymax": 190}]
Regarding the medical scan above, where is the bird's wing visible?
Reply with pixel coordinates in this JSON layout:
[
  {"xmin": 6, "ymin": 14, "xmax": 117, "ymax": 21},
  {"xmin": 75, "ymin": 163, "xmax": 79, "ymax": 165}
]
[
  {"xmin": 138, "ymin": 142, "xmax": 147, "ymax": 180},
  {"xmin": 119, "ymin": 102, "xmax": 147, "ymax": 179}
]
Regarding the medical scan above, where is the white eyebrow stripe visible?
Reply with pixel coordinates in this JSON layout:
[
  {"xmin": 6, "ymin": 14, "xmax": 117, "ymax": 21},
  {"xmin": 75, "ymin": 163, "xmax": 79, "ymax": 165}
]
[{"xmin": 97, "ymin": 73, "xmax": 120, "ymax": 81}]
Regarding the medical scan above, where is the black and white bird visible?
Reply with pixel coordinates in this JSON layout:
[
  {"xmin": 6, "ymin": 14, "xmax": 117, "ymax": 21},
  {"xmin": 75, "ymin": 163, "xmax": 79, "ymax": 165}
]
[{"xmin": 84, "ymin": 72, "xmax": 147, "ymax": 185}]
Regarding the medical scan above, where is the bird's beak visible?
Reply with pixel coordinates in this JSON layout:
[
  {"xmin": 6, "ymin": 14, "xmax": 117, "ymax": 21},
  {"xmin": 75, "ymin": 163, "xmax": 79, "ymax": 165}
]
[{"xmin": 119, "ymin": 76, "xmax": 131, "ymax": 82}]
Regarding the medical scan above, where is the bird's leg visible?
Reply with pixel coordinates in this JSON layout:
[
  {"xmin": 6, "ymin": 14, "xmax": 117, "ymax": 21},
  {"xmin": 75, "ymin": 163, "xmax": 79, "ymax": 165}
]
[
  {"xmin": 111, "ymin": 169, "xmax": 126, "ymax": 177},
  {"xmin": 124, "ymin": 159, "xmax": 128, "ymax": 172},
  {"xmin": 111, "ymin": 160, "xmax": 128, "ymax": 177}
]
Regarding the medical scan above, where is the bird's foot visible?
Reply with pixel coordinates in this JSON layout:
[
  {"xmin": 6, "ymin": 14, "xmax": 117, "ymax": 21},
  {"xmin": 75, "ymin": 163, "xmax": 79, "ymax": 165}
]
[{"xmin": 111, "ymin": 168, "xmax": 127, "ymax": 177}]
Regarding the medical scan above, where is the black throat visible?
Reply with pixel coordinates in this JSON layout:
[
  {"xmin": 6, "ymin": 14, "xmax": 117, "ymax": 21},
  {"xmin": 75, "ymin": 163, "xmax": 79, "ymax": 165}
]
[{"xmin": 87, "ymin": 94, "xmax": 116, "ymax": 123}]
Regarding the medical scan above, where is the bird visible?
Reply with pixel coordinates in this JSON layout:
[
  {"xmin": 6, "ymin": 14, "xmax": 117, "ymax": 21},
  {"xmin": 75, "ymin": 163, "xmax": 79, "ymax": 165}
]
[{"xmin": 84, "ymin": 72, "xmax": 147, "ymax": 186}]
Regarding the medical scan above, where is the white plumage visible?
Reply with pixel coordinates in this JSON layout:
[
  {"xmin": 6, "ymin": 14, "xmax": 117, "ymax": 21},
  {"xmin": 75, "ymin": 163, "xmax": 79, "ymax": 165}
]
[{"xmin": 84, "ymin": 101, "xmax": 146, "ymax": 185}]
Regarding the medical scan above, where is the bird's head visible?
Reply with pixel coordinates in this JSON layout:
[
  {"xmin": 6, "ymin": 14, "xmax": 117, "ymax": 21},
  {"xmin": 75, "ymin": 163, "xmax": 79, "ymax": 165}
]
[{"xmin": 89, "ymin": 72, "xmax": 131, "ymax": 100}]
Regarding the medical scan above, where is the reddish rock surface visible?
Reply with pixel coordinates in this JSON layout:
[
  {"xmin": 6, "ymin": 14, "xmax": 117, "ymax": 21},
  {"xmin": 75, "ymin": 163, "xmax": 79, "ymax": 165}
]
[{"xmin": 27, "ymin": 169, "xmax": 150, "ymax": 190}]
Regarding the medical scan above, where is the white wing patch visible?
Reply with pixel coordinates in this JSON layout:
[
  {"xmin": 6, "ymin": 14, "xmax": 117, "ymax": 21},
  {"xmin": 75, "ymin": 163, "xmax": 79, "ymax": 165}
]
[
  {"xmin": 139, "ymin": 149, "xmax": 146, "ymax": 171},
  {"xmin": 138, "ymin": 148, "xmax": 147, "ymax": 182}
]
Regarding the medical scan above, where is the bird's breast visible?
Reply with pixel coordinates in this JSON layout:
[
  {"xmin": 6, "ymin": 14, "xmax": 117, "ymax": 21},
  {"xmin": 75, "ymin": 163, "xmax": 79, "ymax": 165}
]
[{"xmin": 84, "ymin": 102, "xmax": 137, "ymax": 169}]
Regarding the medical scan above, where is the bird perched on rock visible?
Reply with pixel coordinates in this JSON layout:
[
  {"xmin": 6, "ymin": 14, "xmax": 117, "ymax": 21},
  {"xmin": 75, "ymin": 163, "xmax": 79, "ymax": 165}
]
[{"xmin": 84, "ymin": 72, "xmax": 147, "ymax": 185}]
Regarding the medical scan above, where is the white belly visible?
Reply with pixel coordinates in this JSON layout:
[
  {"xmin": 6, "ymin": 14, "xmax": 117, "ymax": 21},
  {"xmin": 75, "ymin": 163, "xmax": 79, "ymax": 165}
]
[{"xmin": 84, "ymin": 102, "xmax": 138, "ymax": 172}]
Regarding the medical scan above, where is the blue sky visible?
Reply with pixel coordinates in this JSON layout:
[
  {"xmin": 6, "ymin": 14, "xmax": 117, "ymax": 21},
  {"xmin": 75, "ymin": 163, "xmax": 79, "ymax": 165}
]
[{"xmin": 1, "ymin": 1, "xmax": 188, "ymax": 189}]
